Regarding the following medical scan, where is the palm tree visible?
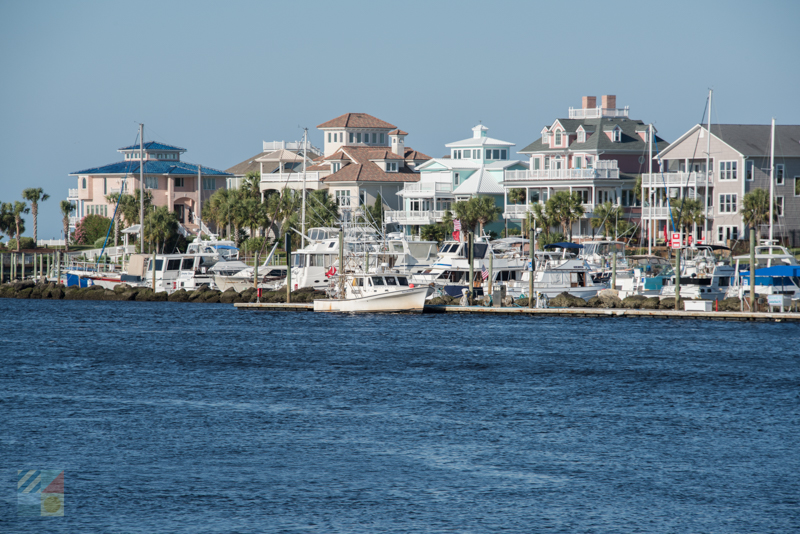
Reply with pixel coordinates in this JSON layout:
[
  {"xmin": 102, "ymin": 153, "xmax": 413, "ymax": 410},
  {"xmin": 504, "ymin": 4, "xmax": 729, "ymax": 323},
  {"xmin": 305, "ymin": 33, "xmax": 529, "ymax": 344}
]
[
  {"xmin": 453, "ymin": 199, "xmax": 479, "ymax": 234},
  {"xmin": 591, "ymin": 201, "xmax": 622, "ymax": 238},
  {"xmin": 118, "ymin": 189, "xmax": 153, "ymax": 226},
  {"xmin": 473, "ymin": 196, "xmax": 502, "ymax": 236},
  {"xmin": 21, "ymin": 188, "xmax": 49, "ymax": 246},
  {"xmin": 306, "ymin": 190, "xmax": 339, "ymax": 228},
  {"xmin": 670, "ymin": 198, "xmax": 705, "ymax": 241},
  {"xmin": 59, "ymin": 200, "xmax": 73, "ymax": 252},
  {"xmin": 12, "ymin": 201, "xmax": 29, "ymax": 251},
  {"xmin": 547, "ymin": 191, "xmax": 585, "ymax": 242},
  {"xmin": 241, "ymin": 171, "xmax": 261, "ymax": 199},
  {"xmin": 144, "ymin": 206, "xmax": 178, "ymax": 253},
  {"xmin": 741, "ymin": 188, "xmax": 777, "ymax": 308},
  {"xmin": 266, "ymin": 188, "xmax": 301, "ymax": 239},
  {"xmin": 22, "ymin": 187, "xmax": 50, "ymax": 246},
  {"xmin": 508, "ymin": 188, "xmax": 525, "ymax": 205}
]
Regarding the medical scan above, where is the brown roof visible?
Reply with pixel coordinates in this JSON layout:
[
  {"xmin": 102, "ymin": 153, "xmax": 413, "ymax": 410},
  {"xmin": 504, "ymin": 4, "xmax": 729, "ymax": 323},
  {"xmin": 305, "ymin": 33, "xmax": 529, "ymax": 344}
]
[
  {"xmin": 404, "ymin": 147, "xmax": 432, "ymax": 161},
  {"xmin": 225, "ymin": 151, "xmax": 278, "ymax": 176},
  {"xmin": 317, "ymin": 113, "xmax": 396, "ymax": 130},
  {"xmin": 320, "ymin": 146, "xmax": 421, "ymax": 183},
  {"xmin": 306, "ymin": 163, "xmax": 331, "ymax": 171},
  {"xmin": 387, "ymin": 129, "xmax": 408, "ymax": 136}
]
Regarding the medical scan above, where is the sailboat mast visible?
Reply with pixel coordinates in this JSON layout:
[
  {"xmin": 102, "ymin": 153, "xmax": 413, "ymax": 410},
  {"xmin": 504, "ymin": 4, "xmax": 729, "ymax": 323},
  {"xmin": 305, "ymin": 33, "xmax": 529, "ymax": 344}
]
[
  {"xmin": 704, "ymin": 89, "xmax": 711, "ymax": 244},
  {"xmin": 769, "ymin": 118, "xmax": 776, "ymax": 243},
  {"xmin": 301, "ymin": 128, "xmax": 308, "ymax": 247},
  {"xmin": 139, "ymin": 123, "xmax": 144, "ymax": 249},
  {"xmin": 647, "ymin": 123, "xmax": 653, "ymax": 256}
]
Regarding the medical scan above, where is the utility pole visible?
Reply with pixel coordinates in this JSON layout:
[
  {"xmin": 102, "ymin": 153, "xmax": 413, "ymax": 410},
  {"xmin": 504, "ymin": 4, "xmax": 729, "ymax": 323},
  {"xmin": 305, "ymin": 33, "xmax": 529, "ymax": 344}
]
[
  {"xmin": 528, "ymin": 227, "xmax": 535, "ymax": 308},
  {"xmin": 704, "ymin": 89, "xmax": 712, "ymax": 244},
  {"xmin": 467, "ymin": 231, "xmax": 474, "ymax": 306},
  {"xmin": 301, "ymin": 128, "xmax": 308, "ymax": 246}
]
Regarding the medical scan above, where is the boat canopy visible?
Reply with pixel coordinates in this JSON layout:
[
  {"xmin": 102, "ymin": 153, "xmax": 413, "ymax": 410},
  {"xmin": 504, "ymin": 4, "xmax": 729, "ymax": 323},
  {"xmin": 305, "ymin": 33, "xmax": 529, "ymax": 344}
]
[
  {"xmin": 741, "ymin": 266, "xmax": 800, "ymax": 278},
  {"xmin": 544, "ymin": 242, "xmax": 583, "ymax": 250}
]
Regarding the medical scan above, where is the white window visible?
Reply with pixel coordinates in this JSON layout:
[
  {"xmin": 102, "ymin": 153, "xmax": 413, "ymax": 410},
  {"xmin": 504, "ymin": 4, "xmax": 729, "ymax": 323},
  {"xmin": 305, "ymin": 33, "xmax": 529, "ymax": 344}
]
[
  {"xmin": 380, "ymin": 133, "xmax": 385, "ymax": 144},
  {"xmin": 145, "ymin": 176, "xmax": 158, "ymax": 189},
  {"xmin": 454, "ymin": 172, "xmax": 460, "ymax": 185},
  {"xmin": 175, "ymin": 177, "xmax": 184, "ymax": 187},
  {"xmin": 349, "ymin": 133, "xmax": 354, "ymax": 143},
  {"xmin": 578, "ymin": 130, "xmax": 586, "ymax": 143},
  {"xmin": 574, "ymin": 156, "xmax": 582, "ymax": 169},
  {"xmin": 544, "ymin": 156, "xmax": 550, "ymax": 170},
  {"xmin": 746, "ymin": 160, "xmax": 754, "ymax": 181},
  {"xmin": 719, "ymin": 161, "xmax": 738, "ymax": 180},
  {"xmin": 82, "ymin": 177, "xmax": 87, "ymax": 189},
  {"xmin": 554, "ymin": 131, "xmax": 562, "ymax": 146},
  {"xmin": 718, "ymin": 193, "xmax": 738, "ymax": 213},
  {"xmin": 501, "ymin": 149, "xmax": 507, "ymax": 159},
  {"xmin": 372, "ymin": 133, "xmax": 377, "ymax": 143},
  {"xmin": 327, "ymin": 133, "xmax": 331, "ymax": 142},
  {"xmin": 612, "ymin": 129, "xmax": 621, "ymax": 142},
  {"xmin": 533, "ymin": 158, "xmax": 540, "ymax": 170},
  {"xmin": 776, "ymin": 164, "xmax": 784, "ymax": 185},
  {"xmin": 360, "ymin": 191, "xmax": 367, "ymax": 206},
  {"xmin": 386, "ymin": 162, "xmax": 398, "ymax": 172},
  {"xmin": 202, "ymin": 177, "xmax": 217, "ymax": 190},
  {"xmin": 335, "ymin": 190, "xmax": 350, "ymax": 207},
  {"xmin": 777, "ymin": 196, "xmax": 784, "ymax": 217},
  {"xmin": 332, "ymin": 162, "xmax": 341, "ymax": 173},
  {"xmin": 717, "ymin": 226, "xmax": 739, "ymax": 243}
]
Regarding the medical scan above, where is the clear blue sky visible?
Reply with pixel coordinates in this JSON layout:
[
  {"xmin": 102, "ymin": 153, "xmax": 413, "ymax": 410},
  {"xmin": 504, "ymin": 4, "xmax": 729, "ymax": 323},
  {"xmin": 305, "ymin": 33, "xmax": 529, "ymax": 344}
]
[{"xmin": 1, "ymin": 0, "xmax": 798, "ymax": 239}]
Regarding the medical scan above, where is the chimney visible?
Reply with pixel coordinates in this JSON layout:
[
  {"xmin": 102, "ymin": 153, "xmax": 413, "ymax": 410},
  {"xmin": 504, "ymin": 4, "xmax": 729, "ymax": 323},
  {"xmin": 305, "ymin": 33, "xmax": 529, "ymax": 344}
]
[
  {"xmin": 582, "ymin": 96, "xmax": 596, "ymax": 109},
  {"xmin": 390, "ymin": 131, "xmax": 406, "ymax": 165},
  {"xmin": 601, "ymin": 95, "xmax": 616, "ymax": 110}
]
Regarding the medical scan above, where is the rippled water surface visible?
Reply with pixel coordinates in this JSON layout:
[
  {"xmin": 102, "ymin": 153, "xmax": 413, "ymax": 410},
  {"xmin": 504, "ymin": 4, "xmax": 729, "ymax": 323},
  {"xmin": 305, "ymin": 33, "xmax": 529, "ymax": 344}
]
[{"xmin": 1, "ymin": 299, "xmax": 798, "ymax": 533}]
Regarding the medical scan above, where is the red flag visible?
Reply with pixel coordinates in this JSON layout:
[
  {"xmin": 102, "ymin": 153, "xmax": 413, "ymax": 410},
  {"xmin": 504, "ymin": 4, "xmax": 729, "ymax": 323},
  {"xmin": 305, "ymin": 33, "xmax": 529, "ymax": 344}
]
[
  {"xmin": 325, "ymin": 266, "xmax": 336, "ymax": 278},
  {"xmin": 452, "ymin": 230, "xmax": 460, "ymax": 241}
]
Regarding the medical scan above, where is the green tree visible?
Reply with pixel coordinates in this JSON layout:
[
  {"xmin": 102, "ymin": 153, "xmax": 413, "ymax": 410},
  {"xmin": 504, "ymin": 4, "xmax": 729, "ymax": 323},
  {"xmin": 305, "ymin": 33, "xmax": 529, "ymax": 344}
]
[
  {"xmin": 547, "ymin": 191, "xmax": 585, "ymax": 242},
  {"xmin": 241, "ymin": 171, "xmax": 261, "ymax": 199},
  {"xmin": 453, "ymin": 199, "xmax": 479, "ymax": 234},
  {"xmin": 22, "ymin": 188, "xmax": 49, "ymax": 246},
  {"xmin": 306, "ymin": 190, "xmax": 339, "ymax": 228},
  {"xmin": 266, "ymin": 188, "xmax": 301, "ymax": 239},
  {"xmin": 740, "ymin": 188, "xmax": 777, "ymax": 309},
  {"xmin": 0, "ymin": 202, "xmax": 15, "ymax": 244},
  {"xmin": 508, "ymin": 188, "xmax": 526, "ymax": 204},
  {"xmin": 12, "ymin": 201, "xmax": 29, "ymax": 251},
  {"xmin": 145, "ymin": 206, "xmax": 179, "ymax": 253},
  {"xmin": 59, "ymin": 200, "xmax": 73, "ymax": 252},
  {"xmin": 74, "ymin": 214, "xmax": 112, "ymax": 245},
  {"xmin": 473, "ymin": 196, "xmax": 502, "ymax": 236},
  {"xmin": 364, "ymin": 193, "xmax": 385, "ymax": 227},
  {"xmin": 105, "ymin": 193, "xmax": 123, "ymax": 246},
  {"xmin": 420, "ymin": 223, "xmax": 448, "ymax": 244},
  {"xmin": 118, "ymin": 189, "xmax": 153, "ymax": 226},
  {"xmin": 527, "ymin": 202, "xmax": 555, "ymax": 242},
  {"xmin": 670, "ymin": 198, "xmax": 706, "ymax": 240},
  {"xmin": 591, "ymin": 201, "xmax": 622, "ymax": 238}
]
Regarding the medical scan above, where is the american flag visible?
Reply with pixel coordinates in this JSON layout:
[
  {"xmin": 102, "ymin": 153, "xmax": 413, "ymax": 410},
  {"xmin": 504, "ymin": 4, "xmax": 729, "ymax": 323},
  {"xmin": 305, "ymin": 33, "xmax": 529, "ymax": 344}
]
[
  {"xmin": 481, "ymin": 264, "xmax": 489, "ymax": 280},
  {"xmin": 453, "ymin": 219, "xmax": 462, "ymax": 231}
]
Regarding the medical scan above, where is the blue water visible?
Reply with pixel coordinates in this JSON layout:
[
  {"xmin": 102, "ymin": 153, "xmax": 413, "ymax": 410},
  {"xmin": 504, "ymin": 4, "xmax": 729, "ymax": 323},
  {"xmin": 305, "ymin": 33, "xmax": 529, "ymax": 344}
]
[{"xmin": 1, "ymin": 299, "xmax": 798, "ymax": 533}]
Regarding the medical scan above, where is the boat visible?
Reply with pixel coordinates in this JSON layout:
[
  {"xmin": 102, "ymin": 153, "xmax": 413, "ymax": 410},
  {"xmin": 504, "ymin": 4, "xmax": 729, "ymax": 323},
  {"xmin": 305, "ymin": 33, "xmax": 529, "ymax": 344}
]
[
  {"xmin": 659, "ymin": 246, "xmax": 735, "ymax": 301},
  {"xmin": 313, "ymin": 271, "xmax": 429, "ymax": 312},
  {"xmin": 505, "ymin": 242, "xmax": 604, "ymax": 300},
  {"xmin": 579, "ymin": 240, "xmax": 628, "ymax": 283},
  {"xmin": 615, "ymin": 255, "xmax": 675, "ymax": 298}
]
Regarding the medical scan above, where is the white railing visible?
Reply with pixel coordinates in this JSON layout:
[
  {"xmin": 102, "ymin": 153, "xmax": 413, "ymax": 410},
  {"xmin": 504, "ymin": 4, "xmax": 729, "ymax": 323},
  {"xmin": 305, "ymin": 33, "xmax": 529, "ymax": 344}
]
[
  {"xmin": 642, "ymin": 172, "xmax": 712, "ymax": 187},
  {"xmin": 504, "ymin": 167, "xmax": 619, "ymax": 181},
  {"xmin": 384, "ymin": 210, "xmax": 447, "ymax": 224},
  {"xmin": 641, "ymin": 205, "xmax": 714, "ymax": 220},
  {"xmin": 68, "ymin": 188, "xmax": 78, "ymax": 199},
  {"xmin": 37, "ymin": 239, "xmax": 66, "ymax": 247},
  {"xmin": 401, "ymin": 182, "xmax": 453, "ymax": 194},
  {"xmin": 568, "ymin": 106, "xmax": 630, "ymax": 119},
  {"xmin": 260, "ymin": 171, "xmax": 322, "ymax": 184},
  {"xmin": 503, "ymin": 203, "xmax": 595, "ymax": 219},
  {"xmin": 594, "ymin": 160, "xmax": 618, "ymax": 170},
  {"xmin": 109, "ymin": 186, "xmax": 126, "ymax": 194},
  {"xmin": 263, "ymin": 140, "xmax": 323, "ymax": 157},
  {"xmin": 69, "ymin": 216, "xmax": 80, "ymax": 227}
]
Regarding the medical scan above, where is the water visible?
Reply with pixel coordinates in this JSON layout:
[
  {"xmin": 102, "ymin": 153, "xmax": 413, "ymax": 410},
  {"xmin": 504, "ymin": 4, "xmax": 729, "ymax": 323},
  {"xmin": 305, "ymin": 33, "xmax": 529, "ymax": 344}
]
[{"xmin": 1, "ymin": 299, "xmax": 798, "ymax": 533}]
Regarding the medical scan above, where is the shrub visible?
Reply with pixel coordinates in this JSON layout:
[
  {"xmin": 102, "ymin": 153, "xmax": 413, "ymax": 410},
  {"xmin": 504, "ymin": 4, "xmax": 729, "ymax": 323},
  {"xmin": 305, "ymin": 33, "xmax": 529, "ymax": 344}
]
[
  {"xmin": 4, "ymin": 237, "xmax": 36, "ymax": 250},
  {"xmin": 74, "ymin": 215, "xmax": 112, "ymax": 245}
]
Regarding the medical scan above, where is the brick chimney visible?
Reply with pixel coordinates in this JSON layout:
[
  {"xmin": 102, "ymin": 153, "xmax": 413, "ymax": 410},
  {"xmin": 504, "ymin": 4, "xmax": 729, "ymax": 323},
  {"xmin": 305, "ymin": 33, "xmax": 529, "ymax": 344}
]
[
  {"xmin": 582, "ymin": 96, "xmax": 597, "ymax": 109},
  {"xmin": 601, "ymin": 95, "xmax": 616, "ymax": 110}
]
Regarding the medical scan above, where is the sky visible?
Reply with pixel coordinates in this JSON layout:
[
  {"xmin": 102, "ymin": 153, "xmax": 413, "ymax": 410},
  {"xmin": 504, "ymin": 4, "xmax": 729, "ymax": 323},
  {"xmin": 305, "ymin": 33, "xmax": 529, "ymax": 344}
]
[{"xmin": 1, "ymin": 0, "xmax": 799, "ymax": 240}]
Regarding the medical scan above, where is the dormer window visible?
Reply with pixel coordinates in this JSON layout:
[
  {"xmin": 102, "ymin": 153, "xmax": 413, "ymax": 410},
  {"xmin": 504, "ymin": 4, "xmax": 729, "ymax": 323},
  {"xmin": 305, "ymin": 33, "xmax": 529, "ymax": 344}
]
[
  {"xmin": 555, "ymin": 131, "xmax": 562, "ymax": 146},
  {"xmin": 387, "ymin": 162, "xmax": 398, "ymax": 172},
  {"xmin": 612, "ymin": 128, "xmax": 621, "ymax": 142},
  {"xmin": 332, "ymin": 163, "xmax": 341, "ymax": 173},
  {"xmin": 578, "ymin": 130, "xmax": 586, "ymax": 143}
]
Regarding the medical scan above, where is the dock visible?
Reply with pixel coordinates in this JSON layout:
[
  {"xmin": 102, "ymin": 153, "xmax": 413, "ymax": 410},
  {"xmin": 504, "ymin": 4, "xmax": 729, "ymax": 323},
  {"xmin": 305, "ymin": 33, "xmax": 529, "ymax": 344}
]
[{"xmin": 234, "ymin": 302, "xmax": 800, "ymax": 322}]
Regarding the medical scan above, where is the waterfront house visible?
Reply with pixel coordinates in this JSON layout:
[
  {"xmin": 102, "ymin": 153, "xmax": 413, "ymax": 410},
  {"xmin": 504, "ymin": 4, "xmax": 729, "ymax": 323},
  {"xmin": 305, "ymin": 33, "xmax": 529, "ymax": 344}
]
[
  {"xmin": 225, "ymin": 140, "xmax": 323, "ymax": 191},
  {"xmin": 387, "ymin": 124, "xmax": 526, "ymax": 236},
  {"xmin": 645, "ymin": 124, "xmax": 800, "ymax": 246},
  {"xmin": 503, "ymin": 95, "xmax": 668, "ymax": 239},
  {"xmin": 313, "ymin": 113, "xmax": 431, "ymax": 219},
  {"xmin": 68, "ymin": 141, "xmax": 231, "ymax": 236}
]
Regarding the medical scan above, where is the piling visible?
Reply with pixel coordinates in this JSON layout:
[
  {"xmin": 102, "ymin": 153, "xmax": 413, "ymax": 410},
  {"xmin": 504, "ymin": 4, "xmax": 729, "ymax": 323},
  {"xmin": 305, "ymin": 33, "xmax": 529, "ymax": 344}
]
[
  {"xmin": 285, "ymin": 233, "xmax": 292, "ymax": 304},
  {"xmin": 674, "ymin": 247, "xmax": 681, "ymax": 310},
  {"xmin": 21, "ymin": 253, "xmax": 25, "ymax": 280},
  {"xmin": 468, "ymin": 231, "xmax": 474, "ymax": 306},
  {"xmin": 56, "ymin": 251, "xmax": 61, "ymax": 284},
  {"xmin": 528, "ymin": 227, "xmax": 535, "ymax": 309},
  {"xmin": 1, "ymin": 253, "xmax": 4, "ymax": 283},
  {"xmin": 612, "ymin": 250, "xmax": 617, "ymax": 290}
]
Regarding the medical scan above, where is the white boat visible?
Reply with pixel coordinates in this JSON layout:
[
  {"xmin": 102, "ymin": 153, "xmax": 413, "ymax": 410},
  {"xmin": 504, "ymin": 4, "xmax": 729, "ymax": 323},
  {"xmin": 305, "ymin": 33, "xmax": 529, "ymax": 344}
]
[
  {"xmin": 579, "ymin": 240, "xmax": 628, "ymax": 283},
  {"xmin": 313, "ymin": 272, "xmax": 429, "ymax": 313},
  {"xmin": 505, "ymin": 242, "xmax": 604, "ymax": 300},
  {"xmin": 186, "ymin": 238, "xmax": 240, "ymax": 261},
  {"xmin": 727, "ymin": 243, "xmax": 800, "ymax": 300},
  {"xmin": 615, "ymin": 255, "xmax": 675, "ymax": 298}
]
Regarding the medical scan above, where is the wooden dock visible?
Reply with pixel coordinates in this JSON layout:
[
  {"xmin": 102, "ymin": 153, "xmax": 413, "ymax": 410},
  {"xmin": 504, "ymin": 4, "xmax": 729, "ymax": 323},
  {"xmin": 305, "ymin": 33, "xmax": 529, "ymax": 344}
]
[{"xmin": 234, "ymin": 302, "xmax": 800, "ymax": 322}]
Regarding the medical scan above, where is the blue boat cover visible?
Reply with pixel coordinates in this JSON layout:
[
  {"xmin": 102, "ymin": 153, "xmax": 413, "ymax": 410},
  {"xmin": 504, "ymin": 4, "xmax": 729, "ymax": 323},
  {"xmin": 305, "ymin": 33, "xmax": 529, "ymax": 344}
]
[
  {"xmin": 741, "ymin": 266, "xmax": 800, "ymax": 277},
  {"xmin": 544, "ymin": 242, "xmax": 584, "ymax": 249}
]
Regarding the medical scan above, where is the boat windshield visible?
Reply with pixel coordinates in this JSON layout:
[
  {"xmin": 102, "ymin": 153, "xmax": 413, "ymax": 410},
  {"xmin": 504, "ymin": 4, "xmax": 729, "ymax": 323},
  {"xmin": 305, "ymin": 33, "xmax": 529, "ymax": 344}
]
[
  {"xmin": 397, "ymin": 276, "xmax": 409, "ymax": 285},
  {"xmin": 371, "ymin": 276, "xmax": 385, "ymax": 286}
]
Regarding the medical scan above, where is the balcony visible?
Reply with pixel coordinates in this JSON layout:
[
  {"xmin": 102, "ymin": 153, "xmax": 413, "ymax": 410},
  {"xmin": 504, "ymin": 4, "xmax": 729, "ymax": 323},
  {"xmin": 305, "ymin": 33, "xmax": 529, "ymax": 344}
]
[
  {"xmin": 260, "ymin": 171, "xmax": 323, "ymax": 187},
  {"xmin": 568, "ymin": 106, "xmax": 630, "ymax": 119},
  {"xmin": 399, "ymin": 182, "xmax": 453, "ymax": 197},
  {"xmin": 642, "ymin": 205, "xmax": 714, "ymax": 220},
  {"xmin": 503, "ymin": 203, "xmax": 596, "ymax": 219},
  {"xmin": 505, "ymin": 162, "xmax": 619, "ymax": 183},
  {"xmin": 384, "ymin": 210, "xmax": 448, "ymax": 225},
  {"xmin": 642, "ymin": 172, "xmax": 712, "ymax": 188},
  {"xmin": 67, "ymin": 188, "xmax": 78, "ymax": 200},
  {"xmin": 69, "ymin": 216, "xmax": 79, "ymax": 227}
]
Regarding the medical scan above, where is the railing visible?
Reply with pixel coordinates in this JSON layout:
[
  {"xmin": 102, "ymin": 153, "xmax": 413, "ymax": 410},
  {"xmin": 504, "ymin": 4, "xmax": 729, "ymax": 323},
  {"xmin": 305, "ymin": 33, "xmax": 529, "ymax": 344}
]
[
  {"xmin": 503, "ymin": 203, "xmax": 595, "ymax": 219},
  {"xmin": 263, "ymin": 140, "xmax": 323, "ymax": 157},
  {"xmin": 260, "ymin": 171, "xmax": 322, "ymax": 184},
  {"xmin": 401, "ymin": 182, "xmax": 453, "ymax": 194},
  {"xmin": 68, "ymin": 189, "xmax": 78, "ymax": 199},
  {"xmin": 109, "ymin": 186, "xmax": 127, "ymax": 194},
  {"xmin": 504, "ymin": 166, "xmax": 619, "ymax": 181},
  {"xmin": 642, "ymin": 172, "xmax": 712, "ymax": 187},
  {"xmin": 37, "ymin": 239, "xmax": 66, "ymax": 247},
  {"xmin": 641, "ymin": 205, "xmax": 714, "ymax": 220},
  {"xmin": 69, "ymin": 216, "xmax": 80, "ymax": 227},
  {"xmin": 568, "ymin": 106, "xmax": 630, "ymax": 119},
  {"xmin": 384, "ymin": 210, "xmax": 447, "ymax": 224}
]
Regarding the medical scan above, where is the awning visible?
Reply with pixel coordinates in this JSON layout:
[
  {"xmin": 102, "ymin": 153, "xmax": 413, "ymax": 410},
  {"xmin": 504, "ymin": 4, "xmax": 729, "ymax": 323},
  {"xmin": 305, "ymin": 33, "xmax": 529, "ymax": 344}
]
[{"xmin": 544, "ymin": 242, "xmax": 583, "ymax": 250}]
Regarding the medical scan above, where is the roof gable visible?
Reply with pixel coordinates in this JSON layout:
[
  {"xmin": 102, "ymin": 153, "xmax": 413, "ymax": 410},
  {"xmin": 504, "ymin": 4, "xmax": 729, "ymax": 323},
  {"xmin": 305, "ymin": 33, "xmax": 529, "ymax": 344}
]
[{"xmin": 317, "ymin": 113, "xmax": 396, "ymax": 130}]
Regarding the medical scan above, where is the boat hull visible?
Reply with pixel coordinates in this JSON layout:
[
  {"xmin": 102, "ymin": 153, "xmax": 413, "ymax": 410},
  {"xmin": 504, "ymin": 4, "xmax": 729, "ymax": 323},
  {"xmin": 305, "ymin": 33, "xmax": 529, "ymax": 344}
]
[{"xmin": 313, "ymin": 287, "xmax": 428, "ymax": 313}]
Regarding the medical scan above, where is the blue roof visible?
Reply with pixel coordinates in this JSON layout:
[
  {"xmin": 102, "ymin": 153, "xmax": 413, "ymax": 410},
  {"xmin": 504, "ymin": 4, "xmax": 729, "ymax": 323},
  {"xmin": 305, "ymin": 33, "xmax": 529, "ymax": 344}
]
[
  {"xmin": 70, "ymin": 160, "xmax": 231, "ymax": 176},
  {"xmin": 118, "ymin": 141, "xmax": 186, "ymax": 151}
]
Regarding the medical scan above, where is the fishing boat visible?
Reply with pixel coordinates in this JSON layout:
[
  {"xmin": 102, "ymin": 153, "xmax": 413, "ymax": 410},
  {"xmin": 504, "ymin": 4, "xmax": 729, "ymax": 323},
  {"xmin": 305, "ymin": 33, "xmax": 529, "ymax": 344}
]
[
  {"xmin": 505, "ymin": 242, "xmax": 603, "ymax": 300},
  {"xmin": 313, "ymin": 272, "xmax": 428, "ymax": 313},
  {"xmin": 615, "ymin": 255, "xmax": 675, "ymax": 298}
]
